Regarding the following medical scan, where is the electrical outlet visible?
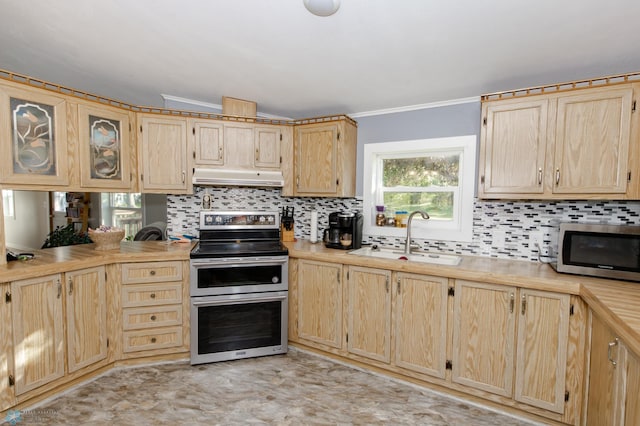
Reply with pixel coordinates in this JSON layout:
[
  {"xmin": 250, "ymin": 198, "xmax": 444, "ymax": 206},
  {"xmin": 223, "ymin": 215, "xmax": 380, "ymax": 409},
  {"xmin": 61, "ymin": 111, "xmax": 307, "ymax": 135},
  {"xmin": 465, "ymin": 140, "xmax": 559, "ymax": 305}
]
[{"xmin": 530, "ymin": 231, "xmax": 543, "ymax": 249}]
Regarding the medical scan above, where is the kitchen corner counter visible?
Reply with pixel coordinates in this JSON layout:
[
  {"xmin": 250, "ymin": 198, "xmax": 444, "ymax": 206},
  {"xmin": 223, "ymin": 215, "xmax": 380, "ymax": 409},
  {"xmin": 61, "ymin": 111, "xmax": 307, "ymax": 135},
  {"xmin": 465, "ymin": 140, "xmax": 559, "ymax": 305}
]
[
  {"xmin": 0, "ymin": 241, "xmax": 194, "ymax": 282},
  {"xmin": 284, "ymin": 239, "xmax": 640, "ymax": 356}
]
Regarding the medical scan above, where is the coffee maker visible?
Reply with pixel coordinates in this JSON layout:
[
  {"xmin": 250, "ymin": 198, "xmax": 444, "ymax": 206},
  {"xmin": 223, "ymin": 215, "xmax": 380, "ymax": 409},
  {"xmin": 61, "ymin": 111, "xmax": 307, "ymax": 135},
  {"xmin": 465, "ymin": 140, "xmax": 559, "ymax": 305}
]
[{"xmin": 323, "ymin": 211, "xmax": 363, "ymax": 250}]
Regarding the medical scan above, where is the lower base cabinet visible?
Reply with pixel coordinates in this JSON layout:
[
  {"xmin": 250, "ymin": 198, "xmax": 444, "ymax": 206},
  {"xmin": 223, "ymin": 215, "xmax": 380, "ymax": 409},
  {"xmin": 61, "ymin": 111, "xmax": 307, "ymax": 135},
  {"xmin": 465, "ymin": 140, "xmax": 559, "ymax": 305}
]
[
  {"xmin": 586, "ymin": 311, "xmax": 640, "ymax": 426},
  {"xmin": 3, "ymin": 267, "xmax": 107, "ymax": 403},
  {"xmin": 120, "ymin": 261, "xmax": 189, "ymax": 358},
  {"xmin": 0, "ymin": 283, "xmax": 16, "ymax": 411},
  {"xmin": 394, "ymin": 273, "xmax": 448, "ymax": 379},
  {"xmin": 0, "ymin": 259, "xmax": 190, "ymax": 415},
  {"xmin": 290, "ymin": 259, "xmax": 583, "ymax": 424},
  {"xmin": 11, "ymin": 274, "xmax": 65, "ymax": 395},
  {"xmin": 296, "ymin": 259, "xmax": 344, "ymax": 349},
  {"xmin": 452, "ymin": 280, "xmax": 517, "ymax": 397},
  {"xmin": 346, "ymin": 266, "xmax": 391, "ymax": 363}
]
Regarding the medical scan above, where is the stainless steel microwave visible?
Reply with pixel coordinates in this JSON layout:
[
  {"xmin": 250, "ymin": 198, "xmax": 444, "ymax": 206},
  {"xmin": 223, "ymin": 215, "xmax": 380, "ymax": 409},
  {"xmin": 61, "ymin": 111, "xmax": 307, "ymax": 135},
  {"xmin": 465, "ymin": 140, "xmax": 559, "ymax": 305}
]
[{"xmin": 552, "ymin": 223, "xmax": 640, "ymax": 282}]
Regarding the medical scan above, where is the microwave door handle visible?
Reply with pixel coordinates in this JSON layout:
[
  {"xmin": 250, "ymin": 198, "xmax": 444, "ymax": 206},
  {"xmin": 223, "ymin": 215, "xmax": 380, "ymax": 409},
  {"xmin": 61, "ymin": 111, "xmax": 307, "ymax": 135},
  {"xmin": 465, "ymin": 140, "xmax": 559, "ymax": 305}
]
[{"xmin": 192, "ymin": 295, "xmax": 287, "ymax": 307}]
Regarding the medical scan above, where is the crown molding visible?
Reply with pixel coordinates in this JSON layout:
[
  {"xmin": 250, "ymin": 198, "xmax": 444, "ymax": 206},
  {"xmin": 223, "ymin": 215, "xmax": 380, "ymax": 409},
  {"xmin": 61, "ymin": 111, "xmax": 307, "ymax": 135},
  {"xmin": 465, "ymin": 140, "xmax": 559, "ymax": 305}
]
[{"xmin": 350, "ymin": 96, "xmax": 480, "ymax": 118}]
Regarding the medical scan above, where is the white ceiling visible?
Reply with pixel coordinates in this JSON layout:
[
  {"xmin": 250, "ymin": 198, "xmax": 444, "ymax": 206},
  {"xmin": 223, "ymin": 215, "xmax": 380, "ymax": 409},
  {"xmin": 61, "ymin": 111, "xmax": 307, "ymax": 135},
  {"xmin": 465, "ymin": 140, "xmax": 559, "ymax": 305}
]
[{"xmin": 1, "ymin": 0, "xmax": 639, "ymax": 119}]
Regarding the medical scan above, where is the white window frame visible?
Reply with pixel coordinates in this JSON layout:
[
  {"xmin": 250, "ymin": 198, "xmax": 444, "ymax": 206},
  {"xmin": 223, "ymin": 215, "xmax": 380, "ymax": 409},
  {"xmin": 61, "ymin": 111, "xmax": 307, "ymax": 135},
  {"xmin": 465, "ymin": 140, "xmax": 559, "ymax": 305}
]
[
  {"xmin": 2, "ymin": 190, "xmax": 15, "ymax": 218},
  {"xmin": 363, "ymin": 135, "xmax": 476, "ymax": 243}
]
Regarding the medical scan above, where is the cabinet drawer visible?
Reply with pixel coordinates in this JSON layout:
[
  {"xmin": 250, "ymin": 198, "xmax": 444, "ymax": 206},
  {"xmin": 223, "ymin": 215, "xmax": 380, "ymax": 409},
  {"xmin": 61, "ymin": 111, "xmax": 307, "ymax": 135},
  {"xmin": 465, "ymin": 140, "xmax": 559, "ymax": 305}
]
[
  {"xmin": 122, "ymin": 283, "xmax": 182, "ymax": 307},
  {"xmin": 121, "ymin": 261, "xmax": 183, "ymax": 284},
  {"xmin": 123, "ymin": 305, "xmax": 182, "ymax": 330},
  {"xmin": 123, "ymin": 327, "xmax": 183, "ymax": 353}
]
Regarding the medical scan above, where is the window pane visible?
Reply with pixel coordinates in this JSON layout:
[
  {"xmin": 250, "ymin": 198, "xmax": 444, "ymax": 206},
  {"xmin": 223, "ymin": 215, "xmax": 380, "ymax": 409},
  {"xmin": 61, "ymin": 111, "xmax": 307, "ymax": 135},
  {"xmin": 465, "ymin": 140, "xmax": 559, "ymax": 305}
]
[
  {"xmin": 382, "ymin": 154, "xmax": 459, "ymax": 187},
  {"xmin": 383, "ymin": 192, "xmax": 454, "ymax": 220}
]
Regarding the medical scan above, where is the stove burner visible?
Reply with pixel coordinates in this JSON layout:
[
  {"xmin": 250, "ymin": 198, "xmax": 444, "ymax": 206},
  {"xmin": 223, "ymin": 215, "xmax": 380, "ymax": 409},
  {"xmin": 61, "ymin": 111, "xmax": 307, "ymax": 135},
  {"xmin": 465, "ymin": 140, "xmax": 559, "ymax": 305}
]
[{"xmin": 191, "ymin": 210, "xmax": 289, "ymax": 259}]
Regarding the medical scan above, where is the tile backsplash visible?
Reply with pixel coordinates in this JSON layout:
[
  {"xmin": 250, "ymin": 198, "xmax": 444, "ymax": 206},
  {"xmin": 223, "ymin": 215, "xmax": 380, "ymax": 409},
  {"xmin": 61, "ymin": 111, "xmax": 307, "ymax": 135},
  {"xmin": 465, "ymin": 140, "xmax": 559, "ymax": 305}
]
[{"xmin": 168, "ymin": 187, "xmax": 640, "ymax": 262}]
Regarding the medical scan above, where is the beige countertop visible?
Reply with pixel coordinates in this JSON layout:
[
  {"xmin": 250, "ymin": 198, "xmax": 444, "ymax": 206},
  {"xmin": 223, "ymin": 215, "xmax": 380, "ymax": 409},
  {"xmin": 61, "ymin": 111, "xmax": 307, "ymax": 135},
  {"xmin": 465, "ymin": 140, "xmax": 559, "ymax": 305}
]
[
  {"xmin": 0, "ymin": 241, "xmax": 194, "ymax": 282},
  {"xmin": 285, "ymin": 239, "xmax": 640, "ymax": 356}
]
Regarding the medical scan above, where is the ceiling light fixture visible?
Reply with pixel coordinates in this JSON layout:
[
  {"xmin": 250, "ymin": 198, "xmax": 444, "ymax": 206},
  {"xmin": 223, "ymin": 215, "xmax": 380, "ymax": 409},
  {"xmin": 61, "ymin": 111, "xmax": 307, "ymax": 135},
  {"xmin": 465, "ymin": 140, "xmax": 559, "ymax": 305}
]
[{"xmin": 303, "ymin": 0, "xmax": 341, "ymax": 17}]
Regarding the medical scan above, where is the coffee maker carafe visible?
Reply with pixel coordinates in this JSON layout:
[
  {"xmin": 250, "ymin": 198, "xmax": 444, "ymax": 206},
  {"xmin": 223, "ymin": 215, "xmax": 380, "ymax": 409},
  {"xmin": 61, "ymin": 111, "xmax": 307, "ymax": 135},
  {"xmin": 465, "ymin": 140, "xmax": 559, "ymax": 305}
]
[{"xmin": 323, "ymin": 211, "xmax": 363, "ymax": 250}]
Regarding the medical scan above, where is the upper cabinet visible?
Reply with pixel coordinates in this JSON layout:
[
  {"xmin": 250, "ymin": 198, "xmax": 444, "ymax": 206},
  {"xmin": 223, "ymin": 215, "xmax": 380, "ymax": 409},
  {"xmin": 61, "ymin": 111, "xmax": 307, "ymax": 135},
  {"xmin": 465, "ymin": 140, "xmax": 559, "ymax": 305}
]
[
  {"xmin": 191, "ymin": 119, "xmax": 285, "ymax": 170},
  {"xmin": 191, "ymin": 120, "xmax": 224, "ymax": 166},
  {"xmin": 76, "ymin": 102, "xmax": 135, "ymax": 191},
  {"xmin": 479, "ymin": 83, "xmax": 637, "ymax": 199},
  {"xmin": 138, "ymin": 114, "xmax": 190, "ymax": 194},
  {"xmin": 0, "ymin": 82, "xmax": 69, "ymax": 187},
  {"xmin": 254, "ymin": 126, "xmax": 282, "ymax": 168},
  {"xmin": 0, "ymin": 72, "xmax": 357, "ymax": 196},
  {"xmin": 286, "ymin": 118, "xmax": 357, "ymax": 197}
]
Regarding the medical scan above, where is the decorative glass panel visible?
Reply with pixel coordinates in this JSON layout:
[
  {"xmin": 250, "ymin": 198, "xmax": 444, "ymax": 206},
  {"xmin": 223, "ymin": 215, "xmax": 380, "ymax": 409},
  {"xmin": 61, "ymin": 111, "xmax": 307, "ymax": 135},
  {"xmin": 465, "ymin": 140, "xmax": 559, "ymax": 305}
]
[
  {"xmin": 89, "ymin": 115, "xmax": 121, "ymax": 179},
  {"xmin": 10, "ymin": 97, "xmax": 56, "ymax": 175}
]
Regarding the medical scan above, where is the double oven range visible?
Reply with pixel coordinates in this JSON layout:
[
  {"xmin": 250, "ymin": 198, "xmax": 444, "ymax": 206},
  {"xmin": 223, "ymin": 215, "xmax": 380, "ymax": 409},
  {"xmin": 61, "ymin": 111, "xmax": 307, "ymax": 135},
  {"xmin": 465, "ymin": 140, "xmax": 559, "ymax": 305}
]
[{"xmin": 189, "ymin": 211, "xmax": 289, "ymax": 365}]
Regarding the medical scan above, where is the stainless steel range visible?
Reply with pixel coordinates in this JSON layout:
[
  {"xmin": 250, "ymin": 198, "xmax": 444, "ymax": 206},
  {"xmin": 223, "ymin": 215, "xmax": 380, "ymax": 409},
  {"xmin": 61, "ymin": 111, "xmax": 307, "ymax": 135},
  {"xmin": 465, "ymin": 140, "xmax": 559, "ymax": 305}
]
[{"xmin": 190, "ymin": 210, "xmax": 289, "ymax": 365}]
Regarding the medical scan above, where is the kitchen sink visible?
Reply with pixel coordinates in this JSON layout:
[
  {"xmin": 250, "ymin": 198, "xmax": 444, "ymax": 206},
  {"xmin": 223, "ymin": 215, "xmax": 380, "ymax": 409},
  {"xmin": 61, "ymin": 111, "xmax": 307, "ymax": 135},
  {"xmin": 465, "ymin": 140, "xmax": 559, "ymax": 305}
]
[{"xmin": 348, "ymin": 247, "xmax": 462, "ymax": 266}]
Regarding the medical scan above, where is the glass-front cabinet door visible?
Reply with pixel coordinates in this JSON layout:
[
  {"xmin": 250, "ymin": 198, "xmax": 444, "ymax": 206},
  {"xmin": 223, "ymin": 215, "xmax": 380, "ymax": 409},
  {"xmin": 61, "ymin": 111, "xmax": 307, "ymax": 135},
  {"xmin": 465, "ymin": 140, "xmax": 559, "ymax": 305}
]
[
  {"xmin": 0, "ymin": 83, "xmax": 69, "ymax": 186},
  {"xmin": 77, "ymin": 103, "xmax": 133, "ymax": 190}
]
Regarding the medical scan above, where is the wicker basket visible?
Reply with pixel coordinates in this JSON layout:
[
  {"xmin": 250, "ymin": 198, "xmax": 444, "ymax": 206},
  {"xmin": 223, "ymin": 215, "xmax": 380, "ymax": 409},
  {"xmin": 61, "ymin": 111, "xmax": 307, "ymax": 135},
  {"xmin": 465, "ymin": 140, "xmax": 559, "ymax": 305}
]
[{"xmin": 88, "ymin": 229, "xmax": 125, "ymax": 251}]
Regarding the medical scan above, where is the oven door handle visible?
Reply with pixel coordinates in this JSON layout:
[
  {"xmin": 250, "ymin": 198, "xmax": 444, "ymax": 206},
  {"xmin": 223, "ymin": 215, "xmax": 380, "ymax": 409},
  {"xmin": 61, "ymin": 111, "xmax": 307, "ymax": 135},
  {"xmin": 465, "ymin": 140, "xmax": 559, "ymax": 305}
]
[
  {"xmin": 192, "ymin": 295, "xmax": 287, "ymax": 307},
  {"xmin": 191, "ymin": 257, "xmax": 288, "ymax": 268}
]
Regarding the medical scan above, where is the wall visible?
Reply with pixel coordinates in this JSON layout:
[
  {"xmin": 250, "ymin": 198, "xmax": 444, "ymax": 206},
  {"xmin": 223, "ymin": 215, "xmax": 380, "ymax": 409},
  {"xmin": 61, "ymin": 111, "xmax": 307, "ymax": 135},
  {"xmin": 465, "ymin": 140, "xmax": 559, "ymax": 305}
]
[
  {"xmin": 4, "ymin": 191, "xmax": 50, "ymax": 250},
  {"xmin": 166, "ymin": 100, "xmax": 640, "ymax": 263}
]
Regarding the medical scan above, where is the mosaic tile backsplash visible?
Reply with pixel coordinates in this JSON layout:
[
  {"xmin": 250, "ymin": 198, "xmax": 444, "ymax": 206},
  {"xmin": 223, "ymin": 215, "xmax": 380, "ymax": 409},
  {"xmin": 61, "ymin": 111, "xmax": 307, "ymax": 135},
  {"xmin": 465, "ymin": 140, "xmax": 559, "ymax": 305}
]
[{"xmin": 168, "ymin": 187, "xmax": 640, "ymax": 262}]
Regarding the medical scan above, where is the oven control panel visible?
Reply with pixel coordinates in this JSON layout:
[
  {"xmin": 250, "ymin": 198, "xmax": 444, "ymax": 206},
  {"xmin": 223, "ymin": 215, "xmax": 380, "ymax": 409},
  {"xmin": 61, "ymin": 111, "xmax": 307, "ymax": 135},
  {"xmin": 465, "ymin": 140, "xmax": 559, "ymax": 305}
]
[{"xmin": 200, "ymin": 211, "xmax": 280, "ymax": 229}]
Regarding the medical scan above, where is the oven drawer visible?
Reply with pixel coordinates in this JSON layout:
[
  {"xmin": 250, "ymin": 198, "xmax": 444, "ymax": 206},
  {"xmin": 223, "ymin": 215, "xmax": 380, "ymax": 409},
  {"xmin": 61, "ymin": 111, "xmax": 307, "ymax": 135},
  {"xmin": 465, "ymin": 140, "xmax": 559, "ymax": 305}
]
[
  {"xmin": 122, "ymin": 283, "xmax": 182, "ymax": 307},
  {"xmin": 122, "ymin": 261, "xmax": 183, "ymax": 284},
  {"xmin": 123, "ymin": 327, "xmax": 183, "ymax": 353},
  {"xmin": 123, "ymin": 305, "xmax": 183, "ymax": 330}
]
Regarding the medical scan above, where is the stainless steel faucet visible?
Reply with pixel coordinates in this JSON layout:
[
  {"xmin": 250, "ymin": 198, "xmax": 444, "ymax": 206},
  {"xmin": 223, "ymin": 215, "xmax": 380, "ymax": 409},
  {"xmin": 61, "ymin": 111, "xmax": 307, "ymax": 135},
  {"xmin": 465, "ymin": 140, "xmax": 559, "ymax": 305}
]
[{"xmin": 404, "ymin": 210, "xmax": 430, "ymax": 255}]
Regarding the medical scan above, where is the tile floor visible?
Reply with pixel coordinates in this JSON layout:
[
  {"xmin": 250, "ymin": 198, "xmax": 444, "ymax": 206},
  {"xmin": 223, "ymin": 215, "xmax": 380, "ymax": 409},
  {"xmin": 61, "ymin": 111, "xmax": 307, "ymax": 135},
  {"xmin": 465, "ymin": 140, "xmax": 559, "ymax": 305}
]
[{"xmin": 10, "ymin": 349, "xmax": 542, "ymax": 425}]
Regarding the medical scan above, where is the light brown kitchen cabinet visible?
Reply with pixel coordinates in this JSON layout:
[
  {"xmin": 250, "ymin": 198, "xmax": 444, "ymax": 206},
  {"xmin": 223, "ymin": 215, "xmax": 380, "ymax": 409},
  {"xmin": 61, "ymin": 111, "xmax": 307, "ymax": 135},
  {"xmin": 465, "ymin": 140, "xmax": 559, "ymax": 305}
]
[
  {"xmin": 623, "ymin": 346, "xmax": 640, "ymax": 426},
  {"xmin": 77, "ymin": 103, "xmax": 135, "ymax": 191},
  {"xmin": 65, "ymin": 266, "xmax": 107, "ymax": 373},
  {"xmin": 514, "ymin": 289, "xmax": 570, "ymax": 413},
  {"xmin": 586, "ymin": 311, "xmax": 621, "ymax": 425},
  {"xmin": 254, "ymin": 126, "xmax": 282, "ymax": 168},
  {"xmin": 120, "ymin": 261, "xmax": 188, "ymax": 356},
  {"xmin": 553, "ymin": 88, "xmax": 632, "ymax": 194},
  {"xmin": 346, "ymin": 266, "xmax": 392, "ymax": 363},
  {"xmin": 296, "ymin": 259, "xmax": 343, "ymax": 349},
  {"xmin": 191, "ymin": 120, "xmax": 224, "ymax": 166},
  {"xmin": 10, "ymin": 274, "xmax": 65, "ymax": 395},
  {"xmin": 394, "ymin": 272, "xmax": 448, "ymax": 379},
  {"xmin": 0, "ymin": 82, "xmax": 69, "ymax": 187},
  {"xmin": 452, "ymin": 280, "xmax": 516, "ymax": 397},
  {"xmin": 222, "ymin": 123, "xmax": 255, "ymax": 169},
  {"xmin": 0, "ymin": 283, "xmax": 16, "ymax": 411},
  {"xmin": 289, "ymin": 118, "xmax": 357, "ymax": 197},
  {"xmin": 138, "ymin": 114, "xmax": 190, "ymax": 193},
  {"xmin": 479, "ymin": 85, "xmax": 635, "ymax": 199},
  {"xmin": 585, "ymin": 311, "xmax": 640, "ymax": 426},
  {"xmin": 479, "ymin": 97, "xmax": 549, "ymax": 195}
]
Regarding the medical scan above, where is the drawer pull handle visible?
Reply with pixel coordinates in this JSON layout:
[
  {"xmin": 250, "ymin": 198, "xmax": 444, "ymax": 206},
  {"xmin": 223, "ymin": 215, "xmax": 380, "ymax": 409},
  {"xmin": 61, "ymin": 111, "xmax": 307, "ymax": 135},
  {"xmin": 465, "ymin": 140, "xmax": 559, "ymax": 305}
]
[
  {"xmin": 151, "ymin": 337, "xmax": 157, "ymax": 343},
  {"xmin": 150, "ymin": 293, "xmax": 156, "ymax": 299},
  {"xmin": 150, "ymin": 270, "xmax": 156, "ymax": 276},
  {"xmin": 150, "ymin": 315, "xmax": 157, "ymax": 321}
]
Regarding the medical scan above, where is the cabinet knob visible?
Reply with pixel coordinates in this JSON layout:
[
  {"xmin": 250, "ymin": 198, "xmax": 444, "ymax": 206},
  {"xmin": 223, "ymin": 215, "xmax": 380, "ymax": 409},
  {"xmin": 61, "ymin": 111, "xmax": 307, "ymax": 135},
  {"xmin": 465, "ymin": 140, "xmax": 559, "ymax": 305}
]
[
  {"xmin": 150, "ymin": 293, "xmax": 156, "ymax": 299},
  {"xmin": 150, "ymin": 315, "xmax": 157, "ymax": 321},
  {"xmin": 151, "ymin": 337, "xmax": 157, "ymax": 343},
  {"xmin": 150, "ymin": 270, "xmax": 156, "ymax": 276}
]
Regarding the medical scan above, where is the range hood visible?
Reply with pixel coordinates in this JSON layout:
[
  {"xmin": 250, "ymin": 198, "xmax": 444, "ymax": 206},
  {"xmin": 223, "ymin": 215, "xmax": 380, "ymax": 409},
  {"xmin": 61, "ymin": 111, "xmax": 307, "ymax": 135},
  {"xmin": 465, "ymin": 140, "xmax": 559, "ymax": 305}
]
[{"xmin": 192, "ymin": 168, "xmax": 284, "ymax": 188}]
